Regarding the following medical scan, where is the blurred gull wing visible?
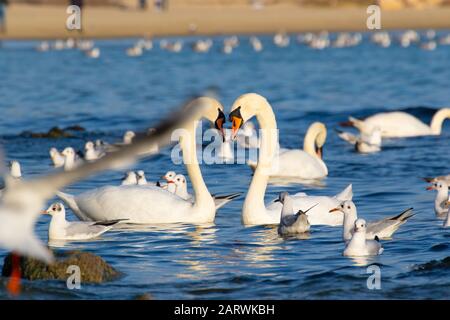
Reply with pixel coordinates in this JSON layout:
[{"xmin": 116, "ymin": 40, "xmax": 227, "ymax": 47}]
[{"xmin": 0, "ymin": 98, "xmax": 209, "ymax": 263}]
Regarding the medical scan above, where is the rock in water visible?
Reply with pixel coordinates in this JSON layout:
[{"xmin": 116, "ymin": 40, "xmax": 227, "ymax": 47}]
[{"xmin": 2, "ymin": 251, "xmax": 121, "ymax": 283}]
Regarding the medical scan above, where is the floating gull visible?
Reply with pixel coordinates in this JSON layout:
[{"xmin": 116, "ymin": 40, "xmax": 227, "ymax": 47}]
[
  {"xmin": 343, "ymin": 219, "xmax": 384, "ymax": 257},
  {"xmin": 276, "ymin": 192, "xmax": 312, "ymax": 236}
]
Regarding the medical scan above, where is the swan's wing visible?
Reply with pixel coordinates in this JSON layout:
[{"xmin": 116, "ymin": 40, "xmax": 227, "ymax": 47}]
[
  {"xmin": 335, "ymin": 184, "xmax": 353, "ymax": 201},
  {"xmin": 0, "ymin": 99, "xmax": 208, "ymax": 262}
]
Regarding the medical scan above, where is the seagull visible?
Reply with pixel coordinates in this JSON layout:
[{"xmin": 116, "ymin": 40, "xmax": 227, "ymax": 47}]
[
  {"xmin": 121, "ymin": 171, "xmax": 138, "ymax": 186},
  {"xmin": 330, "ymin": 200, "xmax": 414, "ymax": 240},
  {"xmin": 275, "ymin": 192, "xmax": 312, "ymax": 236},
  {"xmin": 9, "ymin": 161, "xmax": 22, "ymax": 179},
  {"xmin": 426, "ymin": 181, "xmax": 450, "ymax": 216},
  {"xmin": 136, "ymin": 170, "xmax": 148, "ymax": 185},
  {"xmin": 423, "ymin": 174, "xmax": 450, "ymax": 185},
  {"xmin": 444, "ymin": 201, "xmax": 450, "ymax": 227},
  {"xmin": 84, "ymin": 141, "xmax": 105, "ymax": 161},
  {"xmin": 0, "ymin": 97, "xmax": 210, "ymax": 263},
  {"xmin": 43, "ymin": 203, "xmax": 123, "ymax": 240},
  {"xmin": 173, "ymin": 174, "xmax": 192, "ymax": 200},
  {"xmin": 343, "ymin": 219, "xmax": 384, "ymax": 257},
  {"xmin": 62, "ymin": 147, "xmax": 83, "ymax": 171},
  {"xmin": 158, "ymin": 171, "xmax": 176, "ymax": 189},
  {"xmin": 49, "ymin": 147, "xmax": 65, "ymax": 168}
]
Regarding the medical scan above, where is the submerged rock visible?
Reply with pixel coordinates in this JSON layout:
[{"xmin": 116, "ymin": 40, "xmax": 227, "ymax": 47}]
[
  {"xmin": 2, "ymin": 251, "xmax": 121, "ymax": 283},
  {"xmin": 413, "ymin": 256, "xmax": 450, "ymax": 272},
  {"xmin": 20, "ymin": 125, "xmax": 86, "ymax": 138}
]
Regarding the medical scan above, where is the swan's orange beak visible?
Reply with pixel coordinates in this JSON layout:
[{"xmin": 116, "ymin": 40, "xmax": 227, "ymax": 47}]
[
  {"xmin": 329, "ymin": 207, "xmax": 340, "ymax": 213},
  {"xmin": 214, "ymin": 109, "xmax": 226, "ymax": 142},
  {"xmin": 229, "ymin": 107, "xmax": 244, "ymax": 140}
]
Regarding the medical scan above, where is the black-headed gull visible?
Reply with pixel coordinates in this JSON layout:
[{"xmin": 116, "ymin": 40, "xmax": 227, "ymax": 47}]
[
  {"xmin": 49, "ymin": 147, "xmax": 65, "ymax": 168},
  {"xmin": 275, "ymin": 192, "xmax": 311, "ymax": 236},
  {"xmin": 330, "ymin": 200, "xmax": 413, "ymax": 241},
  {"xmin": 44, "ymin": 203, "xmax": 122, "ymax": 240},
  {"xmin": 343, "ymin": 219, "xmax": 384, "ymax": 257},
  {"xmin": 426, "ymin": 181, "xmax": 449, "ymax": 216},
  {"xmin": 121, "ymin": 171, "xmax": 138, "ymax": 186}
]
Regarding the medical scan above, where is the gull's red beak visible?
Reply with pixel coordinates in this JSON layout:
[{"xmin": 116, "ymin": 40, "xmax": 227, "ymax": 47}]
[{"xmin": 329, "ymin": 207, "xmax": 340, "ymax": 213}]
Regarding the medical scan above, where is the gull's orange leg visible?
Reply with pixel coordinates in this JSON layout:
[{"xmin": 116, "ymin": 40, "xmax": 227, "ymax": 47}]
[{"xmin": 6, "ymin": 253, "xmax": 21, "ymax": 296}]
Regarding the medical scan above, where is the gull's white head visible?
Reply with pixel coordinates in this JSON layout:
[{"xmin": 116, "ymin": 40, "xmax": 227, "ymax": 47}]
[
  {"xmin": 85, "ymin": 141, "xmax": 95, "ymax": 151},
  {"xmin": 49, "ymin": 147, "xmax": 60, "ymax": 158},
  {"xmin": 174, "ymin": 174, "xmax": 187, "ymax": 187},
  {"xmin": 61, "ymin": 147, "xmax": 76, "ymax": 158},
  {"xmin": 427, "ymin": 181, "xmax": 449, "ymax": 193},
  {"xmin": 330, "ymin": 200, "xmax": 357, "ymax": 218},
  {"xmin": 121, "ymin": 171, "xmax": 137, "ymax": 185},
  {"xmin": 9, "ymin": 161, "xmax": 22, "ymax": 179},
  {"xmin": 123, "ymin": 131, "xmax": 136, "ymax": 144},
  {"xmin": 353, "ymin": 218, "xmax": 367, "ymax": 233},
  {"xmin": 136, "ymin": 170, "xmax": 145, "ymax": 178},
  {"xmin": 162, "ymin": 171, "xmax": 176, "ymax": 182},
  {"xmin": 44, "ymin": 202, "xmax": 65, "ymax": 217}
]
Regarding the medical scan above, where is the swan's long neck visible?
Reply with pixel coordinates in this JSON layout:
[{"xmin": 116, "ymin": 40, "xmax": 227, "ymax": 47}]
[
  {"xmin": 430, "ymin": 108, "xmax": 450, "ymax": 135},
  {"xmin": 243, "ymin": 100, "xmax": 278, "ymax": 224},
  {"xmin": 343, "ymin": 210, "xmax": 357, "ymax": 241},
  {"xmin": 303, "ymin": 126, "xmax": 321, "ymax": 159},
  {"xmin": 180, "ymin": 121, "xmax": 214, "ymax": 214}
]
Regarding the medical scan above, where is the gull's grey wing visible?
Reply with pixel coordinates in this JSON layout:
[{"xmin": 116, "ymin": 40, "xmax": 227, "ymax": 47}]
[
  {"xmin": 65, "ymin": 222, "xmax": 107, "ymax": 237},
  {"xmin": 281, "ymin": 214, "xmax": 300, "ymax": 227},
  {"xmin": 367, "ymin": 208, "xmax": 414, "ymax": 238}
]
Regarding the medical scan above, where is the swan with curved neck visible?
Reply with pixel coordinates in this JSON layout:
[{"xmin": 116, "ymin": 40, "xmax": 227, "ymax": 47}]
[
  {"xmin": 246, "ymin": 121, "xmax": 328, "ymax": 179},
  {"xmin": 57, "ymin": 97, "xmax": 226, "ymax": 224},
  {"xmin": 348, "ymin": 108, "xmax": 450, "ymax": 138},
  {"xmin": 230, "ymin": 93, "xmax": 352, "ymax": 226}
]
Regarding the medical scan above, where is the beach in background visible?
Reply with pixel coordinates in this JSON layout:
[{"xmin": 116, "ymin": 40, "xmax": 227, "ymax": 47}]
[{"xmin": 1, "ymin": 1, "xmax": 450, "ymax": 40}]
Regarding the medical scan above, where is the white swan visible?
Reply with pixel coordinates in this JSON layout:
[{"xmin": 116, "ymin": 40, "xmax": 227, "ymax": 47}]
[
  {"xmin": 347, "ymin": 108, "xmax": 450, "ymax": 138},
  {"xmin": 229, "ymin": 93, "xmax": 352, "ymax": 226},
  {"xmin": 330, "ymin": 200, "xmax": 414, "ymax": 240},
  {"xmin": 427, "ymin": 181, "xmax": 449, "ymax": 216},
  {"xmin": 247, "ymin": 122, "xmax": 328, "ymax": 179},
  {"xmin": 44, "ymin": 203, "xmax": 121, "ymax": 241},
  {"xmin": 57, "ymin": 97, "xmax": 226, "ymax": 224},
  {"xmin": 343, "ymin": 219, "xmax": 384, "ymax": 257}
]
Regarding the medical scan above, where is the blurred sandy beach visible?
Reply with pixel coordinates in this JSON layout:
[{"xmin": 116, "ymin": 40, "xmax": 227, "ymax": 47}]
[{"xmin": 1, "ymin": 1, "xmax": 450, "ymax": 40}]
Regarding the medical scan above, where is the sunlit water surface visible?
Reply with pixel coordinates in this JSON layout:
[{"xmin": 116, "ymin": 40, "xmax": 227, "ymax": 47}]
[{"xmin": 0, "ymin": 33, "xmax": 449, "ymax": 299}]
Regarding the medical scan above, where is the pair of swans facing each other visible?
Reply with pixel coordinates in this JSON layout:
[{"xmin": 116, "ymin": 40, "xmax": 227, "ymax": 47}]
[{"xmin": 57, "ymin": 94, "xmax": 349, "ymax": 227}]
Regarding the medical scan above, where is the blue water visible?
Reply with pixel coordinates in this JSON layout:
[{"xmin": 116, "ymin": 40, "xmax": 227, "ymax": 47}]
[{"xmin": 0, "ymin": 33, "xmax": 449, "ymax": 299}]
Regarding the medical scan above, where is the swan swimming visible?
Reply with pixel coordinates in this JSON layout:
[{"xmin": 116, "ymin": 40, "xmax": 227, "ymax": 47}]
[
  {"xmin": 57, "ymin": 97, "xmax": 229, "ymax": 224},
  {"xmin": 343, "ymin": 219, "xmax": 384, "ymax": 257},
  {"xmin": 330, "ymin": 200, "xmax": 414, "ymax": 241},
  {"xmin": 229, "ymin": 93, "xmax": 352, "ymax": 226},
  {"xmin": 345, "ymin": 108, "xmax": 450, "ymax": 138},
  {"xmin": 43, "ymin": 203, "xmax": 121, "ymax": 241},
  {"xmin": 247, "ymin": 122, "xmax": 328, "ymax": 179}
]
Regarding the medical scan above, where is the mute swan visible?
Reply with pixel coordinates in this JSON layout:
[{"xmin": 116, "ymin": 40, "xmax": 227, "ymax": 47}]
[
  {"xmin": 346, "ymin": 108, "xmax": 450, "ymax": 138},
  {"xmin": 343, "ymin": 219, "xmax": 383, "ymax": 257},
  {"xmin": 57, "ymin": 97, "xmax": 227, "ymax": 224},
  {"xmin": 330, "ymin": 200, "xmax": 413, "ymax": 241},
  {"xmin": 121, "ymin": 171, "xmax": 138, "ymax": 185},
  {"xmin": 427, "ymin": 181, "xmax": 449, "ymax": 216},
  {"xmin": 247, "ymin": 122, "xmax": 328, "ymax": 179},
  {"xmin": 229, "ymin": 93, "xmax": 352, "ymax": 226},
  {"xmin": 43, "ymin": 203, "xmax": 121, "ymax": 241},
  {"xmin": 276, "ymin": 192, "xmax": 311, "ymax": 236}
]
